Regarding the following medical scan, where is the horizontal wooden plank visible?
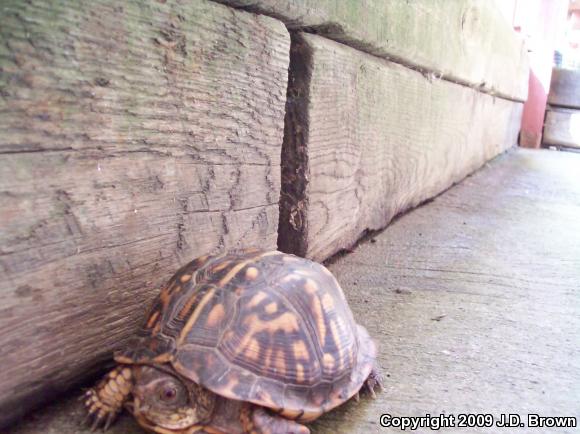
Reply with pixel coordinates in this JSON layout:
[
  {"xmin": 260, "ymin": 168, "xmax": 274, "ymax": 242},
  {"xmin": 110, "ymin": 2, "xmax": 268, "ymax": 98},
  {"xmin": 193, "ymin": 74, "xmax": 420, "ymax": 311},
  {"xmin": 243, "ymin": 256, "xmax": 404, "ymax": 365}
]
[
  {"xmin": 214, "ymin": 0, "xmax": 529, "ymax": 101},
  {"xmin": 0, "ymin": 0, "xmax": 289, "ymax": 427},
  {"xmin": 279, "ymin": 33, "xmax": 523, "ymax": 262},
  {"xmin": 543, "ymin": 108, "xmax": 580, "ymax": 148},
  {"xmin": 548, "ymin": 68, "xmax": 580, "ymax": 109}
]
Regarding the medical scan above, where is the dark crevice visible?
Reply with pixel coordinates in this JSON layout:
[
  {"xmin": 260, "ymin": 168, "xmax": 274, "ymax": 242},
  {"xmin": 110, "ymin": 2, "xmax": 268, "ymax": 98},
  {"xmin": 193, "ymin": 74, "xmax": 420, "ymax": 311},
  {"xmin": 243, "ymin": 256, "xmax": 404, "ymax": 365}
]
[{"xmin": 277, "ymin": 32, "xmax": 312, "ymax": 257}]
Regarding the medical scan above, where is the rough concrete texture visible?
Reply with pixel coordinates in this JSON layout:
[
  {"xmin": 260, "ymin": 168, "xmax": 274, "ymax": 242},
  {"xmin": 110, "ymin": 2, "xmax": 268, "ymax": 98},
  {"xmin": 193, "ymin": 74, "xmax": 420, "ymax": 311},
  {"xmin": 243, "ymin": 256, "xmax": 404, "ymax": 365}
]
[
  {"xmin": 214, "ymin": 0, "xmax": 529, "ymax": 101},
  {"xmin": 7, "ymin": 148, "xmax": 580, "ymax": 433}
]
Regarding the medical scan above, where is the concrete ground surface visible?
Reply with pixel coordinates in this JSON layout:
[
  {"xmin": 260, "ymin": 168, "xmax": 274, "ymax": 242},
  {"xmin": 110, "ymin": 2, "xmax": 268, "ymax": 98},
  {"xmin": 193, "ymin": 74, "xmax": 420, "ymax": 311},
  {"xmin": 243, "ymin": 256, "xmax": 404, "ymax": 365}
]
[{"xmin": 7, "ymin": 148, "xmax": 580, "ymax": 433}]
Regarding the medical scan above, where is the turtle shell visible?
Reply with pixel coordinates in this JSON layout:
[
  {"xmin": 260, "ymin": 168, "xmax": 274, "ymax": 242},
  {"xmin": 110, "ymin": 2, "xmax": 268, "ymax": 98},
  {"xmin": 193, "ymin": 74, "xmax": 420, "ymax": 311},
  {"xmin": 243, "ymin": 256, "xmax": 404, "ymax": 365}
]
[{"xmin": 116, "ymin": 249, "xmax": 376, "ymax": 421}]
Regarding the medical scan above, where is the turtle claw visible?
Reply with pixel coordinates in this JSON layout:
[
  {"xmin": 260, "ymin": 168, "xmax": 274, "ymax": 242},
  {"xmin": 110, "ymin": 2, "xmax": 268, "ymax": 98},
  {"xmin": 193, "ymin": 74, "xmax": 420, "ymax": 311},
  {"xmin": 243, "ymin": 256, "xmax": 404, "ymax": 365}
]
[
  {"xmin": 82, "ymin": 409, "xmax": 92, "ymax": 426},
  {"xmin": 83, "ymin": 389, "xmax": 117, "ymax": 431},
  {"xmin": 90, "ymin": 414, "xmax": 101, "ymax": 432},
  {"xmin": 79, "ymin": 390, "xmax": 90, "ymax": 402},
  {"xmin": 104, "ymin": 412, "xmax": 116, "ymax": 431},
  {"xmin": 363, "ymin": 368, "xmax": 384, "ymax": 399},
  {"xmin": 82, "ymin": 367, "xmax": 133, "ymax": 431},
  {"xmin": 84, "ymin": 404, "xmax": 118, "ymax": 431},
  {"xmin": 84, "ymin": 389, "xmax": 117, "ymax": 429}
]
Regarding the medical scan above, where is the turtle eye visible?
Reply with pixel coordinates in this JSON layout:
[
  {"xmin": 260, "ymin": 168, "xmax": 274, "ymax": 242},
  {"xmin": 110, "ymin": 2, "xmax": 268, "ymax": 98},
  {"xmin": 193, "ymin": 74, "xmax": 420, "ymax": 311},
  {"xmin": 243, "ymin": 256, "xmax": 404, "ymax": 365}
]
[{"xmin": 160, "ymin": 385, "xmax": 178, "ymax": 402}]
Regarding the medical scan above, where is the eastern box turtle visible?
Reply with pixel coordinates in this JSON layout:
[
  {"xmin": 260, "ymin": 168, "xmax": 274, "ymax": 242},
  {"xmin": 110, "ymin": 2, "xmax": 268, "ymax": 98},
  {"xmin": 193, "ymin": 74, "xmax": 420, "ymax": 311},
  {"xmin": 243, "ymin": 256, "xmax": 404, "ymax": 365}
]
[{"xmin": 85, "ymin": 249, "xmax": 381, "ymax": 433}]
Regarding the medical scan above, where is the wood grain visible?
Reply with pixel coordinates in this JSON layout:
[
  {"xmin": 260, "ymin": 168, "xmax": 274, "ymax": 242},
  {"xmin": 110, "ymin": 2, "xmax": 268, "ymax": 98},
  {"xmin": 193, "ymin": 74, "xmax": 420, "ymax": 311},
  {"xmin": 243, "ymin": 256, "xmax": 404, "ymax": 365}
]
[
  {"xmin": 214, "ymin": 0, "xmax": 529, "ymax": 101},
  {"xmin": 543, "ymin": 108, "xmax": 580, "ymax": 149},
  {"xmin": 548, "ymin": 68, "xmax": 580, "ymax": 109},
  {"xmin": 0, "ymin": 0, "xmax": 289, "ymax": 426},
  {"xmin": 279, "ymin": 33, "xmax": 523, "ymax": 262}
]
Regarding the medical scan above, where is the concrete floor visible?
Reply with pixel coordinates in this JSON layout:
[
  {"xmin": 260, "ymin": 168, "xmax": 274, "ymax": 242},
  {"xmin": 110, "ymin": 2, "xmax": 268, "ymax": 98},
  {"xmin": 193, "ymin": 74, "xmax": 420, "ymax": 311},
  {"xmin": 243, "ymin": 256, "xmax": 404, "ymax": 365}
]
[{"xmin": 8, "ymin": 148, "xmax": 580, "ymax": 433}]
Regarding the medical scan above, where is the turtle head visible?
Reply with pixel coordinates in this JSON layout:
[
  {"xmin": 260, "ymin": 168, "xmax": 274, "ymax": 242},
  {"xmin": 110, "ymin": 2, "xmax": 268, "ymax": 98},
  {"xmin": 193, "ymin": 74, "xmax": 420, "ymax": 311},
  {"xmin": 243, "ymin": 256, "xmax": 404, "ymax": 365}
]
[{"xmin": 130, "ymin": 365, "xmax": 216, "ymax": 432}]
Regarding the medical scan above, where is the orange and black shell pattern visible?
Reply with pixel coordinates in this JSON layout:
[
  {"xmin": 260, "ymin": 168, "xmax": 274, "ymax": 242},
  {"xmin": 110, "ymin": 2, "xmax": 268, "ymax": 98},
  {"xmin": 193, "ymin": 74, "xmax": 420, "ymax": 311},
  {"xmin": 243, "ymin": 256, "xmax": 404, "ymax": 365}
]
[{"xmin": 116, "ymin": 249, "xmax": 377, "ymax": 422}]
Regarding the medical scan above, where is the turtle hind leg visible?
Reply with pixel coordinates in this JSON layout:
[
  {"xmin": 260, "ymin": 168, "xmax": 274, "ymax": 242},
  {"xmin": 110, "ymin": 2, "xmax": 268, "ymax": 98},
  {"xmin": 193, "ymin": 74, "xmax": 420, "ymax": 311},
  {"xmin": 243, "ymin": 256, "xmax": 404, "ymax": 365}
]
[
  {"xmin": 362, "ymin": 366, "xmax": 384, "ymax": 399},
  {"xmin": 83, "ymin": 366, "xmax": 133, "ymax": 431},
  {"xmin": 241, "ymin": 405, "xmax": 310, "ymax": 434}
]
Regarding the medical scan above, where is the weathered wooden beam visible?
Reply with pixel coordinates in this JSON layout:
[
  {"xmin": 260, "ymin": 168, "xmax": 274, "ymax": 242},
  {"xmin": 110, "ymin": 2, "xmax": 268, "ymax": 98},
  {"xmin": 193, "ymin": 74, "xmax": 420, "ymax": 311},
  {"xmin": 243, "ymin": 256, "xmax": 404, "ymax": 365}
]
[
  {"xmin": 0, "ymin": 0, "xmax": 289, "ymax": 426},
  {"xmin": 548, "ymin": 68, "xmax": 580, "ymax": 109},
  {"xmin": 543, "ymin": 108, "xmax": 580, "ymax": 149},
  {"xmin": 214, "ymin": 0, "xmax": 529, "ymax": 101},
  {"xmin": 279, "ymin": 33, "xmax": 523, "ymax": 262}
]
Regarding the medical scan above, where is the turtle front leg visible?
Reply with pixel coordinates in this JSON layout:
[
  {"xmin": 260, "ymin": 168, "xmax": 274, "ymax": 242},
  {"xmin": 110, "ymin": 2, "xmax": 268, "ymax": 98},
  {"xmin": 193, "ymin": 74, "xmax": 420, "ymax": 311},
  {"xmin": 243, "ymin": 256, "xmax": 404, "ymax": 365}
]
[
  {"xmin": 84, "ymin": 366, "xmax": 133, "ymax": 430},
  {"xmin": 241, "ymin": 405, "xmax": 310, "ymax": 434}
]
